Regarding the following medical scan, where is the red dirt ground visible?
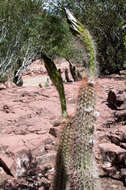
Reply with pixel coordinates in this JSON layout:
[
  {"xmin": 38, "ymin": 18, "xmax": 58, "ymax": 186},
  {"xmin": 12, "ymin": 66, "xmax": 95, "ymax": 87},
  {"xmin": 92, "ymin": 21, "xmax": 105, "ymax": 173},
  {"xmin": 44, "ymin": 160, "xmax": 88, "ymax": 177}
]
[{"xmin": 0, "ymin": 60, "xmax": 126, "ymax": 189}]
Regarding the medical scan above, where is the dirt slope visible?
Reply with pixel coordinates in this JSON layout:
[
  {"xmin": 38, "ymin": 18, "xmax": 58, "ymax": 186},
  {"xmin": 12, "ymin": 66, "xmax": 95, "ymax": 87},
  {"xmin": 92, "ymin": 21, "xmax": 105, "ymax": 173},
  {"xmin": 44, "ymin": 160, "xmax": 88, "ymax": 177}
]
[{"xmin": 0, "ymin": 61, "xmax": 126, "ymax": 189}]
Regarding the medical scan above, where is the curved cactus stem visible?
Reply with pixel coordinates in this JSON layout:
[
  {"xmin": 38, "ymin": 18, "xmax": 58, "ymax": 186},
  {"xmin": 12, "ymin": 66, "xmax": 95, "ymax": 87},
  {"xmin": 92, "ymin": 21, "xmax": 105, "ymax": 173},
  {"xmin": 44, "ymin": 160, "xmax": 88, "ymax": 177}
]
[
  {"xmin": 53, "ymin": 10, "xmax": 101, "ymax": 190},
  {"xmin": 65, "ymin": 8, "xmax": 96, "ymax": 79},
  {"xmin": 41, "ymin": 53, "xmax": 67, "ymax": 117}
]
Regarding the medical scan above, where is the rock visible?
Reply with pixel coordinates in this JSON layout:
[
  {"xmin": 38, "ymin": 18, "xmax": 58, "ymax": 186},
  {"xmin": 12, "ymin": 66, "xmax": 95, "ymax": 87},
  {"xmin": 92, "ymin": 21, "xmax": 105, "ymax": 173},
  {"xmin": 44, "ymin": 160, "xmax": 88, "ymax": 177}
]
[
  {"xmin": 39, "ymin": 187, "xmax": 44, "ymax": 190},
  {"xmin": 120, "ymin": 143, "xmax": 126, "ymax": 149},
  {"xmin": 114, "ymin": 112, "xmax": 126, "ymax": 124},
  {"xmin": 44, "ymin": 144, "xmax": 55, "ymax": 152},
  {"xmin": 4, "ymin": 81, "xmax": 16, "ymax": 88},
  {"xmin": 121, "ymin": 168, "xmax": 126, "ymax": 177},
  {"xmin": 108, "ymin": 134, "xmax": 121, "ymax": 146},
  {"xmin": 99, "ymin": 143, "xmax": 126, "ymax": 166},
  {"xmin": 15, "ymin": 150, "xmax": 33, "ymax": 177},
  {"xmin": 1, "ymin": 62, "xmax": 126, "ymax": 189},
  {"xmin": 107, "ymin": 90, "xmax": 124, "ymax": 110},
  {"xmin": 120, "ymin": 169, "xmax": 126, "ymax": 186},
  {"xmin": 108, "ymin": 126, "xmax": 126, "ymax": 146},
  {"xmin": 99, "ymin": 142, "xmax": 126, "ymax": 180},
  {"xmin": 52, "ymin": 120, "xmax": 62, "ymax": 127},
  {"xmin": 2, "ymin": 105, "xmax": 10, "ymax": 113},
  {"xmin": 37, "ymin": 152, "xmax": 56, "ymax": 165},
  {"xmin": 49, "ymin": 127, "xmax": 61, "ymax": 137},
  {"xmin": 44, "ymin": 137, "xmax": 55, "ymax": 145},
  {"xmin": 107, "ymin": 90, "xmax": 117, "ymax": 109},
  {"xmin": 102, "ymin": 166, "xmax": 116, "ymax": 177},
  {"xmin": 117, "ymin": 90, "xmax": 126, "ymax": 102},
  {"xmin": 0, "ymin": 83, "xmax": 6, "ymax": 90}
]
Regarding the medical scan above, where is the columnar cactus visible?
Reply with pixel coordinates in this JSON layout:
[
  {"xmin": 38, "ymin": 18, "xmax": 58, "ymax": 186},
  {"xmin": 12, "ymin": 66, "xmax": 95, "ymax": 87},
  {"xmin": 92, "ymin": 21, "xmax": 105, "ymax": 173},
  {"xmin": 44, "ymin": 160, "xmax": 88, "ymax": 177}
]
[
  {"xmin": 54, "ymin": 79, "xmax": 100, "ymax": 190},
  {"xmin": 53, "ymin": 9, "xmax": 101, "ymax": 190},
  {"xmin": 65, "ymin": 8, "xmax": 96, "ymax": 79}
]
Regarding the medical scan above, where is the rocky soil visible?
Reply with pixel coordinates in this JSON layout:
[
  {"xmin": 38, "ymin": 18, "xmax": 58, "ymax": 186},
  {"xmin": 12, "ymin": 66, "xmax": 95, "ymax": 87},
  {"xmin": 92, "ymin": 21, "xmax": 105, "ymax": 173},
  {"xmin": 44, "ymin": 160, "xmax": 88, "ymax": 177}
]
[{"xmin": 0, "ymin": 60, "xmax": 126, "ymax": 190}]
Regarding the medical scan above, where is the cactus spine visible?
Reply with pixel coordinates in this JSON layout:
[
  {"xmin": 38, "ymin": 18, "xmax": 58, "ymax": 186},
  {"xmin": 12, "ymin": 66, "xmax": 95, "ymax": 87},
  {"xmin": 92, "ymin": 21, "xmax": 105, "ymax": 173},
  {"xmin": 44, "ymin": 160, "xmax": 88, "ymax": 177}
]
[{"xmin": 53, "ymin": 9, "xmax": 101, "ymax": 190}]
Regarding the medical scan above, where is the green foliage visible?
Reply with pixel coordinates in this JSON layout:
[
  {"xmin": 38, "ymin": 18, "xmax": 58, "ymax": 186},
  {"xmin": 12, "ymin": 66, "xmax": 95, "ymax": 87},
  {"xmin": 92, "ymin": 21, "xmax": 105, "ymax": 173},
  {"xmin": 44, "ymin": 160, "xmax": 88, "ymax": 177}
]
[
  {"xmin": 51, "ymin": 0, "xmax": 126, "ymax": 74},
  {"xmin": 0, "ymin": 0, "xmax": 76, "ymax": 115},
  {"xmin": 30, "ymin": 12, "xmax": 74, "ymax": 59},
  {"xmin": 0, "ymin": 0, "xmax": 84, "ymax": 80},
  {"xmin": 1, "ymin": 0, "xmax": 126, "ymax": 76},
  {"xmin": 0, "ymin": 0, "xmax": 42, "ymax": 78},
  {"xmin": 0, "ymin": 74, "xmax": 8, "ymax": 83}
]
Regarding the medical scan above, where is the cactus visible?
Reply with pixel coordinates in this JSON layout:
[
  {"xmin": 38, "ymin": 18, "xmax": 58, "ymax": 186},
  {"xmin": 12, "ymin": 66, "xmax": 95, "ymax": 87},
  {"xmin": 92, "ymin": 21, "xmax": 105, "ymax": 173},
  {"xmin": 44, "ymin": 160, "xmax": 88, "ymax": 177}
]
[
  {"xmin": 53, "ymin": 10, "xmax": 101, "ymax": 190},
  {"xmin": 42, "ymin": 53, "xmax": 67, "ymax": 117},
  {"xmin": 54, "ymin": 78, "xmax": 101, "ymax": 190},
  {"xmin": 65, "ymin": 8, "xmax": 96, "ymax": 79}
]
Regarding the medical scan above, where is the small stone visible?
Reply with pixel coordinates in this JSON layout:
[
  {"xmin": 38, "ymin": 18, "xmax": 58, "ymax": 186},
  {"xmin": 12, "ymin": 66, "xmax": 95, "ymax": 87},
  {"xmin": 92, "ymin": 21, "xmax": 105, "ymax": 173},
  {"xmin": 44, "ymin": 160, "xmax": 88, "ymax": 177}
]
[
  {"xmin": 38, "ymin": 152, "xmax": 56, "ymax": 165},
  {"xmin": 44, "ymin": 144, "xmax": 55, "ymax": 151},
  {"xmin": 108, "ymin": 134, "xmax": 120, "ymax": 145},
  {"xmin": 39, "ymin": 187, "xmax": 44, "ymax": 190},
  {"xmin": 99, "ymin": 143, "xmax": 126, "ymax": 167},
  {"xmin": 51, "ymin": 117, "xmax": 63, "ymax": 127},
  {"xmin": 103, "ymin": 161, "xmax": 112, "ymax": 168},
  {"xmin": 3, "ymin": 105, "xmax": 10, "ymax": 113},
  {"xmin": 120, "ymin": 168, "xmax": 126, "ymax": 176},
  {"xmin": 49, "ymin": 127, "xmax": 60, "ymax": 137},
  {"xmin": 53, "ymin": 121, "xmax": 61, "ymax": 127},
  {"xmin": 0, "ymin": 83, "xmax": 6, "ymax": 90},
  {"xmin": 120, "ymin": 143, "xmax": 126, "ymax": 149},
  {"xmin": 44, "ymin": 138, "xmax": 54, "ymax": 145},
  {"xmin": 107, "ymin": 90, "xmax": 117, "ymax": 109}
]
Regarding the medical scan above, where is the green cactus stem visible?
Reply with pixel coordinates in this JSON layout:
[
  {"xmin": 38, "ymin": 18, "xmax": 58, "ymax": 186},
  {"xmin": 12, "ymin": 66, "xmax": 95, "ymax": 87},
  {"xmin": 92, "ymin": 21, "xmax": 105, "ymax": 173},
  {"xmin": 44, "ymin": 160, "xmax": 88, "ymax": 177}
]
[
  {"xmin": 53, "ymin": 78, "xmax": 101, "ymax": 190},
  {"xmin": 53, "ymin": 10, "xmax": 101, "ymax": 190},
  {"xmin": 41, "ymin": 53, "xmax": 67, "ymax": 117},
  {"xmin": 65, "ymin": 8, "xmax": 96, "ymax": 78}
]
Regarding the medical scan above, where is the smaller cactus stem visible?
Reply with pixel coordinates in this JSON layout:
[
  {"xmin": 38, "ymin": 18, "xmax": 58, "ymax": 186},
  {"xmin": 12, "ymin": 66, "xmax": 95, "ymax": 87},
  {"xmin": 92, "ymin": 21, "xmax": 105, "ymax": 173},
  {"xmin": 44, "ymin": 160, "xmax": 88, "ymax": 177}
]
[
  {"xmin": 65, "ymin": 8, "xmax": 96, "ymax": 78},
  {"xmin": 78, "ymin": 23, "xmax": 96, "ymax": 78}
]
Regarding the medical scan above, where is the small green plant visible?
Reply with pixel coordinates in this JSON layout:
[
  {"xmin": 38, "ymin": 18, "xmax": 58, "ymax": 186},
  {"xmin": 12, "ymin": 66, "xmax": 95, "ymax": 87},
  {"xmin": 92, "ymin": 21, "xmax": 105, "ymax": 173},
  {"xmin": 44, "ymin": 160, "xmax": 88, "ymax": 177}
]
[
  {"xmin": 44, "ymin": 78, "xmax": 49, "ymax": 87},
  {"xmin": 0, "ymin": 74, "xmax": 8, "ymax": 83},
  {"xmin": 38, "ymin": 83, "xmax": 43, "ymax": 88}
]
